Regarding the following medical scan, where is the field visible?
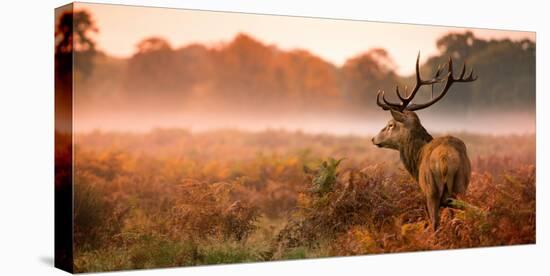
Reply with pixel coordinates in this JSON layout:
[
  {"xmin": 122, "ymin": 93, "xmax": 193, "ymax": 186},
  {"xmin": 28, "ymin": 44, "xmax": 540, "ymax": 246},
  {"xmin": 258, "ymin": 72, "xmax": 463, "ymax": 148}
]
[{"xmin": 70, "ymin": 129, "xmax": 535, "ymax": 272}]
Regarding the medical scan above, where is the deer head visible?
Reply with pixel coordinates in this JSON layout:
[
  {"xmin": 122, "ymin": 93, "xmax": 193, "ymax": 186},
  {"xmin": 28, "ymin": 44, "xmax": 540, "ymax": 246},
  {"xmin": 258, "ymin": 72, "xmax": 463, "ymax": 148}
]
[{"xmin": 372, "ymin": 53, "xmax": 477, "ymax": 151}]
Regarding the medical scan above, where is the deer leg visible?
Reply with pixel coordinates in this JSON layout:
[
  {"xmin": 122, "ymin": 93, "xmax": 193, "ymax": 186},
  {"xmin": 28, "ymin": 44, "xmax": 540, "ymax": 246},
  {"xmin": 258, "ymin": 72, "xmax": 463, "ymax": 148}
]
[
  {"xmin": 427, "ymin": 192, "xmax": 441, "ymax": 231},
  {"xmin": 420, "ymin": 169, "xmax": 441, "ymax": 231},
  {"xmin": 439, "ymin": 182, "xmax": 451, "ymax": 206}
]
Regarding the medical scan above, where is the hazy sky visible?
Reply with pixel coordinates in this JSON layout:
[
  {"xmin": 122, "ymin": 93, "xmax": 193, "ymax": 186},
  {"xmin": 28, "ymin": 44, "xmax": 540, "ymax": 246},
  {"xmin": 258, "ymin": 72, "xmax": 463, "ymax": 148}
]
[{"xmin": 75, "ymin": 3, "xmax": 535, "ymax": 75}]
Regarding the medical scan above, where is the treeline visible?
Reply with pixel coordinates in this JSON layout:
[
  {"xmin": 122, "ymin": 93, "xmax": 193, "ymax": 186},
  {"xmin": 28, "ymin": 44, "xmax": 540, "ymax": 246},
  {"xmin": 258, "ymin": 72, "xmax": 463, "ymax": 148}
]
[
  {"xmin": 77, "ymin": 34, "xmax": 345, "ymax": 113},
  {"xmin": 67, "ymin": 12, "xmax": 535, "ymax": 115},
  {"xmin": 419, "ymin": 32, "xmax": 535, "ymax": 114}
]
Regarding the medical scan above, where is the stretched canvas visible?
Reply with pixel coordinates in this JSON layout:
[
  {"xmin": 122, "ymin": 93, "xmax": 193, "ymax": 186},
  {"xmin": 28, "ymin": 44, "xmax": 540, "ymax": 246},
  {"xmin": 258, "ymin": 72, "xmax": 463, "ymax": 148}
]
[{"xmin": 55, "ymin": 2, "xmax": 536, "ymax": 273}]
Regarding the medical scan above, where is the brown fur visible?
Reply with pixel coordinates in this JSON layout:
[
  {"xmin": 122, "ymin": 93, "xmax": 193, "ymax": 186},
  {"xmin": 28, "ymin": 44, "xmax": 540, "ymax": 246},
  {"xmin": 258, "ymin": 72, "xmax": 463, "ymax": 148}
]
[{"xmin": 372, "ymin": 110, "xmax": 471, "ymax": 230}]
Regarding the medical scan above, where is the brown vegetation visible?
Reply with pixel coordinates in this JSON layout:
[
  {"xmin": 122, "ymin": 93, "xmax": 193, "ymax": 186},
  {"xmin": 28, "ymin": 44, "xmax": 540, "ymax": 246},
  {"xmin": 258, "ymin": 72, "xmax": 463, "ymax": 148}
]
[{"xmin": 72, "ymin": 129, "xmax": 535, "ymax": 272}]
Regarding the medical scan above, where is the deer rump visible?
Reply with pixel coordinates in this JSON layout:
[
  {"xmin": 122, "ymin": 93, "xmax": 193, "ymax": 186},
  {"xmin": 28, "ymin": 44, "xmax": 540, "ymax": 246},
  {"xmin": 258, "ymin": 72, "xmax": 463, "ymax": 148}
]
[{"xmin": 418, "ymin": 136, "xmax": 471, "ymax": 229}]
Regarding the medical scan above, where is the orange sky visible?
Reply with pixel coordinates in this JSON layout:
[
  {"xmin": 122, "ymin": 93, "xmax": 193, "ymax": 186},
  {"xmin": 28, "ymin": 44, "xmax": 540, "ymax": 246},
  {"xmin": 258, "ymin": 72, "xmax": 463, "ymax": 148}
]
[{"xmin": 74, "ymin": 2, "xmax": 535, "ymax": 75}]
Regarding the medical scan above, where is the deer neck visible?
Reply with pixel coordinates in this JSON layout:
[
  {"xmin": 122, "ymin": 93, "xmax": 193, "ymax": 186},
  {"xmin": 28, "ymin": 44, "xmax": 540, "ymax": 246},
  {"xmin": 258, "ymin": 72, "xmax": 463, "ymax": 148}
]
[{"xmin": 399, "ymin": 127, "xmax": 433, "ymax": 180}]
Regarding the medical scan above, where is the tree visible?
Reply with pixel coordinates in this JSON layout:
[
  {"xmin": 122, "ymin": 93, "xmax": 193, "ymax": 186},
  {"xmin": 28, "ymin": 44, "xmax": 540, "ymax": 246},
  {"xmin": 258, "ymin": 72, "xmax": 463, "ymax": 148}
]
[
  {"xmin": 419, "ymin": 31, "xmax": 535, "ymax": 113},
  {"xmin": 341, "ymin": 48, "xmax": 399, "ymax": 110},
  {"xmin": 55, "ymin": 9, "xmax": 98, "ymax": 78}
]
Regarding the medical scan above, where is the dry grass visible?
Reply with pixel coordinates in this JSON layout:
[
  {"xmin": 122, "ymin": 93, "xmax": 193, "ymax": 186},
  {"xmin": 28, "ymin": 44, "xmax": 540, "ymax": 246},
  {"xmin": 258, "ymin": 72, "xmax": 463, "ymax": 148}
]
[{"xmin": 71, "ymin": 129, "xmax": 535, "ymax": 272}]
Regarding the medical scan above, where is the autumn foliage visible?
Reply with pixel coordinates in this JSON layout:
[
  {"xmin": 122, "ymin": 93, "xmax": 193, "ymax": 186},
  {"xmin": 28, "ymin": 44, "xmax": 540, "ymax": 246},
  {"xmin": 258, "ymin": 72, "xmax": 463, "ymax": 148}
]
[{"xmin": 71, "ymin": 130, "xmax": 535, "ymax": 272}]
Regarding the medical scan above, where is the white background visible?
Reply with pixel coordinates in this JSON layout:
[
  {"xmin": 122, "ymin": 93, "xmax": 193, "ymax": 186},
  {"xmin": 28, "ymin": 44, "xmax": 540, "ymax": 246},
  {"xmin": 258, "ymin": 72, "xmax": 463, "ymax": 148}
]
[{"xmin": 0, "ymin": 0, "xmax": 547, "ymax": 275}]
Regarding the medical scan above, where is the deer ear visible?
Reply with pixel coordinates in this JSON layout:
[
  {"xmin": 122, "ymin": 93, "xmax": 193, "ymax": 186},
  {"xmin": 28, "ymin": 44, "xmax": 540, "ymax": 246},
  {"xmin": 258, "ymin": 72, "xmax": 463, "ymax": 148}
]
[{"xmin": 390, "ymin": 109, "xmax": 407, "ymax": 122}]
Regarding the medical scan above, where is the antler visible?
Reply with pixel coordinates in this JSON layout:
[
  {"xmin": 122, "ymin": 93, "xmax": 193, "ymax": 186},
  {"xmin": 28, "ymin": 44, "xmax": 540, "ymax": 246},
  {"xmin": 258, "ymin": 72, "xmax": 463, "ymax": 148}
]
[{"xmin": 376, "ymin": 53, "xmax": 477, "ymax": 112}]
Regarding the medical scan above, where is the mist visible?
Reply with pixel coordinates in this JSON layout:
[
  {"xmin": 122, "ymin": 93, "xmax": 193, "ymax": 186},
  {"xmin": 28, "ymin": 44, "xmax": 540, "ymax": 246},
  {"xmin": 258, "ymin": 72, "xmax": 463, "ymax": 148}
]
[{"xmin": 74, "ymin": 108, "xmax": 535, "ymax": 136}]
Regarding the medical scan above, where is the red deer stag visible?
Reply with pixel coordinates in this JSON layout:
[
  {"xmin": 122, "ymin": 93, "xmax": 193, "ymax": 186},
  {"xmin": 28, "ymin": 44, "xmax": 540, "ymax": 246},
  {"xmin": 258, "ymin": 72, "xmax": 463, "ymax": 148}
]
[{"xmin": 371, "ymin": 54, "xmax": 477, "ymax": 230}]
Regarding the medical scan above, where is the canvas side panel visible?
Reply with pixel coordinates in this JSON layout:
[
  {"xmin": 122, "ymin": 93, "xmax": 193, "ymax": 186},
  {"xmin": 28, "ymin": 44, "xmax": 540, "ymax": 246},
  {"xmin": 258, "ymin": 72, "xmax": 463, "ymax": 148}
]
[{"xmin": 54, "ymin": 3, "xmax": 74, "ymax": 273}]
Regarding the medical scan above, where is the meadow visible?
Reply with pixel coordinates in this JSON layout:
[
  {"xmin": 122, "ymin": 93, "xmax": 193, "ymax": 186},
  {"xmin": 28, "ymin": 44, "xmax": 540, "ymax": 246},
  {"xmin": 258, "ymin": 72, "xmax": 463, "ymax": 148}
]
[{"xmin": 71, "ymin": 129, "xmax": 535, "ymax": 272}]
